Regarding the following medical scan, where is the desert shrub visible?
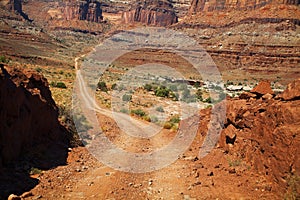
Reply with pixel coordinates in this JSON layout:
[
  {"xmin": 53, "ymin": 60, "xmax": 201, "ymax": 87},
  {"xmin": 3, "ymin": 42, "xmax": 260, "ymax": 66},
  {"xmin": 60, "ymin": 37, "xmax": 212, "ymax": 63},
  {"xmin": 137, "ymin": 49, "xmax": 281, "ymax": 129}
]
[
  {"xmin": 163, "ymin": 122, "xmax": 172, "ymax": 129},
  {"xmin": 144, "ymin": 83, "xmax": 153, "ymax": 91},
  {"xmin": 111, "ymin": 83, "xmax": 117, "ymax": 90},
  {"xmin": 204, "ymin": 97, "xmax": 212, "ymax": 103},
  {"xmin": 156, "ymin": 106, "xmax": 164, "ymax": 112},
  {"xmin": 169, "ymin": 84, "xmax": 178, "ymax": 91},
  {"xmin": 155, "ymin": 86, "xmax": 170, "ymax": 98},
  {"xmin": 122, "ymin": 94, "xmax": 132, "ymax": 102},
  {"xmin": 29, "ymin": 167, "xmax": 42, "ymax": 175},
  {"xmin": 143, "ymin": 115, "xmax": 151, "ymax": 122},
  {"xmin": 50, "ymin": 81, "xmax": 67, "ymax": 89},
  {"xmin": 35, "ymin": 67, "xmax": 42, "ymax": 73},
  {"xmin": 0, "ymin": 55, "xmax": 9, "ymax": 63},
  {"xmin": 196, "ymin": 89, "xmax": 203, "ymax": 101},
  {"xmin": 97, "ymin": 81, "xmax": 108, "ymax": 92},
  {"xmin": 169, "ymin": 115, "xmax": 180, "ymax": 124},
  {"xmin": 120, "ymin": 108, "xmax": 129, "ymax": 114},
  {"xmin": 150, "ymin": 115, "xmax": 158, "ymax": 123},
  {"xmin": 56, "ymin": 82, "xmax": 67, "ymax": 88},
  {"xmin": 131, "ymin": 109, "xmax": 146, "ymax": 117},
  {"xmin": 194, "ymin": 82, "xmax": 200, "ymax": 88}
]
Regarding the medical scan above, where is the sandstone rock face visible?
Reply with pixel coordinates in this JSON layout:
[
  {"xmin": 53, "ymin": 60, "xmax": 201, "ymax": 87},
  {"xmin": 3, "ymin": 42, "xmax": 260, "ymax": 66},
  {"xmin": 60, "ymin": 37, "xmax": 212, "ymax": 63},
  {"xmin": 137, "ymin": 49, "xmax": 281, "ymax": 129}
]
[
  {"xmin": 189, "ymin": 0, "xmax": 299, "ymax": 14},
  {"xmin": 251, "ymin": 80, "xmax": 274, "ymax": 95},
  {"xmin": 0, "ymin": 65, "xmax": 65, "ymax": 166},
  {"xmin": 218, "ymin": 79, "xmax": 300, "ymax": 190},
  {"xmin": 279, "ymin": 78, "xmax": 300, "ymax": 100},
  {"xmin": 63, "ymin": 0, "xmax": 103, "ymax": 23},
  {"xmin": 122, "ymin": 0, "xmax": 178, "ymax": 26}
]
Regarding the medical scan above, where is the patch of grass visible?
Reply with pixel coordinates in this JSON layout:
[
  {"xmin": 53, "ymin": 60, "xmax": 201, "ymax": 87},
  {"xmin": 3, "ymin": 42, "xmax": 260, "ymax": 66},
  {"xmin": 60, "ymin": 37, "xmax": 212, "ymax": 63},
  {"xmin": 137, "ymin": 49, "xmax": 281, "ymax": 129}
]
[
  {"xmin": 227, "ymin": 158, "xmax": 242, "ymax": 167},
  {"xmin": 29, "ymin": 167, "xmax": 42, "ymax": 175},
  {"xmin": 284, "ymin": 174, "xmax": 300, "ymax": 200}
]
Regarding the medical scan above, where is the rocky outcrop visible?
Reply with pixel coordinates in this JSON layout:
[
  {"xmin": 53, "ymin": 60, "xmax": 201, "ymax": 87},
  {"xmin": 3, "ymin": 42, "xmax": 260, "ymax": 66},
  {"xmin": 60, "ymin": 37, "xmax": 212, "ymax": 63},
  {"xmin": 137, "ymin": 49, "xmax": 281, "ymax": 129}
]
[
  {"xmin": 122, "ymin": 0, "xmax": 178, "ymax": 26},
  {"xmin": 0, "ymin": 65, "xmax": 66, "ymax": 167},
  {"xmin": 217, "ymin": 78, "xmax": 300, "ymax": 190},
  {"xmin": 189, "ymin": 0, "xmax": 299, "ymax": 14},
  {"xmin": 279, "ymin": 78, "xmax": 300, "ymax": 100},
  {"xmin": 63, "ymin": 0, "xmax": 103, "ymax": 23}
]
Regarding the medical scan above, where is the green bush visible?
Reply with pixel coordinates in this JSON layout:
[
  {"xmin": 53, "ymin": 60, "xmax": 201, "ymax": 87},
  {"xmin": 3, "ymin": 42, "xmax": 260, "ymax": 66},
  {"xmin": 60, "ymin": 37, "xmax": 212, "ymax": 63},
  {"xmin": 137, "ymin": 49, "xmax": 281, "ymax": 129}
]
[
  {"xmin": 111, "ymin": 83, "xmax": 117, "ymax": 90},
  {"xmin": 0, "ymin": 55, "xmax": 9, "ymax": 63},
  {"xmin": 97, "ymin": 81, "xmax": 108, "ymax": 92},
  {"xmin": 56, "ymin": 82, "xmax": 67, "ymax": 88},
  {"xmin": 144, "ymin": 83, "xmax": 153, "ymax": 91},
  {"xmin": 150, "ymin": 115, "xmax": 158, "ymax": 123},
  {"xmin": 120, "ymin": 108, "xmax": 129, "ymax": 114},
  {"xmin": 122, "ymin": 94, "xmax": 132, "ymax": 102},
  {"xmin": 143, "ymin": 115, "xmax": 151, "ymax": 122},
  {"xmin": 155, "ymin": 86, "xmax": 170, "ymax": 98},
  {"xmin": 131, "ymin": 109, "xmax": 146, "ymax": 117},
  {"xmin": 169, "ymin": 115, "xmax": 180, "ymax": 124},
  {"xmin": 156, "ymin": 106, "xmax": 164, "ymax": 112},
  {"xmin": 50, "ymin": 81, "xmax": 67, "ymax": 89}
]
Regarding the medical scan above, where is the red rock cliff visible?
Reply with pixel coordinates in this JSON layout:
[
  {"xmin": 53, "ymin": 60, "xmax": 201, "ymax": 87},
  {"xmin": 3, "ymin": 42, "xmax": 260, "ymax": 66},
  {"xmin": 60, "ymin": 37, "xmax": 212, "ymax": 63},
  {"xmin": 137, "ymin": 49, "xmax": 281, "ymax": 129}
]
[
  {"xmin": 63, "ymin": 0, "xmax": 103, "ymax": 23},
  {"xmin": 0, "ymin": 65, "xmax": 66, "ymax": 167},
  {"xmin": 122, "ymin": 0, "xmax": 178, "ymax": 26},
  {"xmin": 189, "ymin": 0, "xmax": 299, "ymax": 14}
]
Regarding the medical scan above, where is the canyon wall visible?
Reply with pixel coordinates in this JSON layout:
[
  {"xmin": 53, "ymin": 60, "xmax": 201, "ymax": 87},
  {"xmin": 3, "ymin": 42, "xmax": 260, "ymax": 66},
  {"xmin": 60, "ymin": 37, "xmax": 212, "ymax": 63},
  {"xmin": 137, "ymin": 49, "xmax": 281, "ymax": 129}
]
[
  {"xmin": 63, "ymin": 0, "xmax": 103, "ymax": 23},
  {"xmin": 189, "ymin": 0, "xmax": 299, "ymax": 14},
  {"xmin": 122, "ymin": 0, "xmax": 178, "ymax": 26}
]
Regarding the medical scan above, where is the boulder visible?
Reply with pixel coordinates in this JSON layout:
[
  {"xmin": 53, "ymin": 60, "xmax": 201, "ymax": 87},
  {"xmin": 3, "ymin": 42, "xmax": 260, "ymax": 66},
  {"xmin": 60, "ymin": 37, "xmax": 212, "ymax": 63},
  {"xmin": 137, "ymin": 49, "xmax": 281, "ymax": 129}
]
[
  {"xmin": 251, "ymin": 80, "xmax": 274, "ymax": 96},
  {"xmin": 279, "ymin": 78, "xmax": 300, "ymax": 100}
]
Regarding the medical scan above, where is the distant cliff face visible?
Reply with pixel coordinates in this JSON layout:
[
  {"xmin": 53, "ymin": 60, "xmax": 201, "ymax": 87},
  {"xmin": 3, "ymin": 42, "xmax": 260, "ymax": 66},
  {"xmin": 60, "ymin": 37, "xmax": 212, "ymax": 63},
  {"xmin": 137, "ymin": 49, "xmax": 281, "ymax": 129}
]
[
  {"xmin": 63, "ymin": 0, "xmax": 103, "ymax": 23},
  {"xmin": 122, "ymin": 0, "xmax": 178, "ymax": 26},
  {"xmin": 189, "ymin": 0, "xmax": 299, "ymax": 14}
]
